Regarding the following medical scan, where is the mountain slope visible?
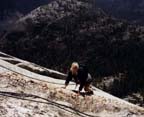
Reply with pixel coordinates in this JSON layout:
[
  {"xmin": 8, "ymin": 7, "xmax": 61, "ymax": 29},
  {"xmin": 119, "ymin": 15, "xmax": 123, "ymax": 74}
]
[
  {"xmin": 1, "ymin": 0, "xmax": 144, "ymax": 105},
  {"xmin": 0, "ymin": 0, "xmax": 53, "ymax": 20},
  {"xmin": 0, "ymin": 0, "xmax": 52, "ymax": 30},
  {"xmin": 96, "ymin": 0, "xmax": 144, "ymax": 24},
  {"xmin": 0, "ymin": 51, "xmax": 143, "ymax": 117}
]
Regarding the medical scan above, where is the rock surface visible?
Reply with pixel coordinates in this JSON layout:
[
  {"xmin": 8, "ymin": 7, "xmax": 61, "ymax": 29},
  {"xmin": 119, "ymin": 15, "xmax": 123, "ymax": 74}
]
[
  {"xmin": 1, "ymin": 0, "xmax": 144, "ymax": 109},
  {"xmin": 0, "ymin": 56, "xmax": 143, "ymax": 117}
]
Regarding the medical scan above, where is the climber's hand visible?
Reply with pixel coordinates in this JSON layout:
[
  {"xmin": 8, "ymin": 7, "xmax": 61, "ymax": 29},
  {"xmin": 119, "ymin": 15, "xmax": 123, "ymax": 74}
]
[
  {"xmin": 75, "ymin": 84, "xmax": 78, "ymax": 89},
  {"xmin": 77, "ymin": 91, "xmax": 80, "ymax": 96},
  {"xmin": 62, "ymin": 85, "xmax": 67, "ymax": 89}
]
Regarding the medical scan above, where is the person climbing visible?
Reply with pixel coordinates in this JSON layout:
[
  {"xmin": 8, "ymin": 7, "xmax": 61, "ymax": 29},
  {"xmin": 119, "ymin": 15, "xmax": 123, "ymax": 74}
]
[{"xmin": 64, "ymin": 62, "xmax": 93, "ymax": 95}]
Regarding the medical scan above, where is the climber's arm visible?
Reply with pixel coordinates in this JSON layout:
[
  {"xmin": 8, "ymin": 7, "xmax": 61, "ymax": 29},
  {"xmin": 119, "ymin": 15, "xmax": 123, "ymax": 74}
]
[
  {"xmin": 79, "ymin": 82, "xmax": 85, "ymax": 92},
  {"xmin": 64, "ymin": 71, "xmax": 72, "ymax": 88}
]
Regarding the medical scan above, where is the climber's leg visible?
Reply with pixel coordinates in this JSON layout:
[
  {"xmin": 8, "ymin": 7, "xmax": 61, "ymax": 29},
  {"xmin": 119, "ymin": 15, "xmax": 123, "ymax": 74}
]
[{"xmin": 84, "ymin": 83, "xmax": 93, "ymax": 92}]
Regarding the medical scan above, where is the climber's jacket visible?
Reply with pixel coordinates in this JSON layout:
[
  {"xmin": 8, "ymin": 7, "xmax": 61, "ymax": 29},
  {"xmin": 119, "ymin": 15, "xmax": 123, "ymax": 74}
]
[{"xmin": 65, "ymin": 67, "xmax": 93, "ymax": 91}]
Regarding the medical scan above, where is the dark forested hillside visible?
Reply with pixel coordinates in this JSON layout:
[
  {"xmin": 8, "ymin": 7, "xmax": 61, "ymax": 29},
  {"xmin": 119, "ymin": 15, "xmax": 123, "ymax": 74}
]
[
  {"xmin": 0, "ymin": 0, "xmax": 52, "ymax": 30},
  {"xmin": 96, "ymin": 0, "xmax": 144, "ymax": 25},
  {"xmin": 0, "ymin": 0, "xmax": 52, "ymax": 17}
]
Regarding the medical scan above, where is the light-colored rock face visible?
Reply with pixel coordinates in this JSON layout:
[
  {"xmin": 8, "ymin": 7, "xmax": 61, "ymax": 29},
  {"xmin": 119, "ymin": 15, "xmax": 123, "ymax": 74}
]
[
  {"xmin": 0, "ymin": 67, "xmax": 8, "ymax": 73},
  {"xmin": 0, "ymin": 52, "xmax": 144, "ymax": 116},
  {"xmin": 0, "ymin": 70, "xmax": 80, "ymax": 117},
  {"xmin": 0, "ymin": 66, "xmax": 144, "ymax": 117}
]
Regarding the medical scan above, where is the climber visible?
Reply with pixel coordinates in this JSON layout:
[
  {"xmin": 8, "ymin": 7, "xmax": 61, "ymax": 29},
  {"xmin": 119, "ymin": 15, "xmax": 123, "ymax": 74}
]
[{"xmin": 64, "ymin": 62, "xmax": 93, "ymax": 95}]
